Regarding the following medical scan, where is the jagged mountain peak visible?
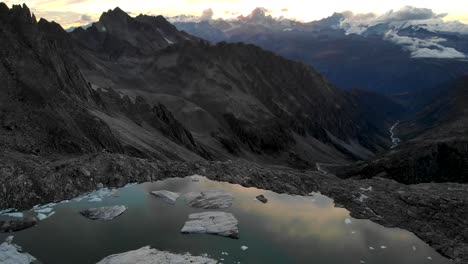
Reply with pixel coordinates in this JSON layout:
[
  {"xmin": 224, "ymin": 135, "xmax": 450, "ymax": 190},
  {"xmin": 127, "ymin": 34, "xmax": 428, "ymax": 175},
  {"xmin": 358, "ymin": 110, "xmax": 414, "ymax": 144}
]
[{"xmin": 0, "ymin": 3, "xmax": 36, "ymax": 24}]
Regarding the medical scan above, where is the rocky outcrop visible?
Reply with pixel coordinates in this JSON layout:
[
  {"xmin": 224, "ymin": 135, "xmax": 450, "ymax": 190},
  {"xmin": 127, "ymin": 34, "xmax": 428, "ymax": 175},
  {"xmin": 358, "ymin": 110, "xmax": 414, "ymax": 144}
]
[
  {"xmin": 181, "ymin": 211, "xmax": 239, "ymax": 239},
  {"xmin": 0, "ymin": 236, "xmax": 39, "ymax": 264},
  {"xmin": 0, "ymin": 218, "xmax": 37, "ymax": 233},
  {"xmin": 80, "ymin": 205, "xmax": 127, "ymax": 220},
  {"xmin": 96, "ymin": 246, "xmax": 216, "ymax": 264},
  {"xmin": 150, "ymin": 190, "xmax": 180, "ymax": 205},
  {"xmin": 185, "ymin": 190, "xmax": 233, "ymax": 209}
]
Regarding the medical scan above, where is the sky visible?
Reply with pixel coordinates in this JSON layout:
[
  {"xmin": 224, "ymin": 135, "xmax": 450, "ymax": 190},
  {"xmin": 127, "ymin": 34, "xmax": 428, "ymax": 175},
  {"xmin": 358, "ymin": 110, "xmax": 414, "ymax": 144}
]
[{"xmin": 4, "ymin": 0, "xmax": 468, "ymax": 28}]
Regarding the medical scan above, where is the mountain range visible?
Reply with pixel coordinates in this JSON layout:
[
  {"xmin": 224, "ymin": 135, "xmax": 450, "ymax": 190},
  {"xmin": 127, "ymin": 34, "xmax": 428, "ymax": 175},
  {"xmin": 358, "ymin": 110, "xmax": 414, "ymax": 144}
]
[{"xmin": 171, "ymin": 7, "xmax": 468, "ymax": 107}]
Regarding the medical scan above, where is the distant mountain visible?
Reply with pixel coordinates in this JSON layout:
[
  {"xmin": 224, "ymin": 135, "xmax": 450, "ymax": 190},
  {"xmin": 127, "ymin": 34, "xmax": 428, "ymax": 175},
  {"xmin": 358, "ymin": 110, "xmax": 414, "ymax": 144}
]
[
  {"xmin": 172, "ymin": 8, "xmax": 468, "ymax": 107},
  {"xmin": 0, "ymin": 4, "xmax": 394, "ymax": 171},
  {"xmin": 335, "ymin": 75, "xmax": 468, "ymax": 184}
]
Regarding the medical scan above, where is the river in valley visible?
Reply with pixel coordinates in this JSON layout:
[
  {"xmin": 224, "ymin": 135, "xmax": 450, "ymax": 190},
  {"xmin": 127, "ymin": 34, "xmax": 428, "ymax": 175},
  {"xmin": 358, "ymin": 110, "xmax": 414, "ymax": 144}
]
[{"xmin": 0, "ymin": 176, "xmax": 449, "ymax": 264}]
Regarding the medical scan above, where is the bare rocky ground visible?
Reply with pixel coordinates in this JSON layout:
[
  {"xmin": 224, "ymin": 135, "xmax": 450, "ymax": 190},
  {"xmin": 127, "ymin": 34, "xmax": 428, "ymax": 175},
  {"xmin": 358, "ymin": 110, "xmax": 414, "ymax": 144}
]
[{"xmin": 1, "ymin": 152, "xmax": 467, "ymax": 263}]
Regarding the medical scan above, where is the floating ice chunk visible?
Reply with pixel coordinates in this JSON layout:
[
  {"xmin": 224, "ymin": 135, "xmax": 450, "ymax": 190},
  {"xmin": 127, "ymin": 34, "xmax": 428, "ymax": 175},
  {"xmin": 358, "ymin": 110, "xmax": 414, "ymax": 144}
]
[
  {"xmin": 150, "ymin": 190, "xmax": 180, "ymax": 205},
  {"xmin": 412, "ymin": 245, "xmax": 417, "ymax": 251},
  {"xmin": 345, "ymin": 218, "xmax": 352, "ymax": 225},
  {"xmin": 60, "ymin": 200, "xmax": 70, "ymax": 204},
  {"xmin": 360, "ymin": 261, "xmax": 365, "ymax": 264},
  {"xmin": 427, "ymin": 256, "xmax": 432, "ymax": 260},
  {"xmin": 351, "ymin": 231, "xmax": 357, "ymax": 234},
  {"xmin": 88, "ymin": 197, "xmax": 103, "ymax": 203},
  {"xmin": 369, "ymin": 247, "xmax": 375, "ymax": 250},
  {"xmin": 36, "ymin": 214, "xmax": 47, "ymax": 221},
  {"xmin": 34, "ymin": 208, "xmax": 53, "ymax": 214},
  {"xmin": 37, "ymin": 211, "xmax": 55, "ymax": 221},
  {"xmin": 380, "ymin": 246, "xmax": 387, "ymax": 249},
  {"xmin": 4, "ymin": 213, "xmax": 23, "ymax": 218},
  {"xmin": 241, "ymin": 246, "xmax": 248, "ymax": 251},
  {"xmin": 0, "ymin": 236, "xmax": 38, "ymax": 263},
  {"xmin": 0, "ymin": 208, "xmax": 16, "ymax": 215}
]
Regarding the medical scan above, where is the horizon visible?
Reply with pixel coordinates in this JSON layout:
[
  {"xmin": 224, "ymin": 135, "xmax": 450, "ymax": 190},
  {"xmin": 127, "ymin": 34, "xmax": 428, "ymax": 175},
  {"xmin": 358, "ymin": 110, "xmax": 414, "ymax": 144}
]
[{"xmin": 3, "ymin": 0, "xmax": 468, "ymax": 29}]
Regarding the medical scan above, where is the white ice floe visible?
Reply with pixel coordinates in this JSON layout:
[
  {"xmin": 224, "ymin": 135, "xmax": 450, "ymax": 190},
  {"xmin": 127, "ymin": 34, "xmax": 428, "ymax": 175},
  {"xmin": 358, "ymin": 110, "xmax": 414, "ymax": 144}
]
[
  {"xmin": 369, "ymin": 247, "xmax": 375, "ymax": 250},
  {"xmin": 345, "ymin": 218, "xmax": 352, "ymax": 225},
  {"xmin": 427, "ymin": 256, "xmax": 432, "ymax": 260},
  {"xmin": 150, "ymin": 190, "xmax": 180, "ymax": 205},
  {"xmin": 88, "ymin": 197, "xmax": 103, "ymax": 203},
  {"xmin": 185, "ymin": 190, "xmax": 234, "ymax": 209},
  {"xmin": 37, "ymin": 211, "xmax": 55, "ymax": 221},
  {"xmin": 380, "ymin": 246, "xmax": 387, "ymax": 249},
  {"xmin": 241, "ymin": 246, "xmax": 248, "ymax": 251},
  {"xmin": 0, "ymin": 209, "xmax": 16, "ymax": 215},
  {"xmin": 0, "ymin": 236, "xmax": 37, "ymax": 264},
  {"xmin": 3, "ymin": 213, "xmax": 23, "ymax": 218},
  {"xmin": 221, "ymin": 252, "xmax": 229, "ymax": 255},
  {"xmin": 360, "ymin": 261, "xmax": 365, "ymax": 264},
  {"xmin": 96, "ymin": 246, "xmax": 217, "ymax": 264},
  {"xmin": 80, "ymin": 206, "xmax": 127, "ymax": 221},
  {"xmin": 412, "ymin": 245, "xmax": 417, "ymax": 251},
  {"xmin": 181, "ymin": 212, "xmax": 239, "ymax": 239},
  {"xmin": 34, "ymin": 208, "xmax": 53, "ymax": 214}
]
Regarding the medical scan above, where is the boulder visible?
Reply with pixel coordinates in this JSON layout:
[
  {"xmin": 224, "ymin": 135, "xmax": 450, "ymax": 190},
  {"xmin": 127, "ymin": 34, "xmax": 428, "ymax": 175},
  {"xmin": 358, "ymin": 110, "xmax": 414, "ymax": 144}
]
[
  {"xmin": 0, "ymin": 218, "xmax": 38, "ymax": 233},
  {"xmin": 150, "ymin": 190, "xmax": 180, "ymax": 205},
  {"xmin": 185, "ymin": 190, "xmax": 233, "ymax": 209},
  {"xmin": 256, "ymin": 195, "xmax": 268, "ymax": 203},
  {"xmin": 181, "ymin": 211, "xmax": 239, "ymax": 239},
  {"xmin": 80, "ymin": 205, "xmax": 127, "ymax": 221},
  {"xmin": 0, "ymin": 236, "xmax": 39, "ymax": 264},
  {"xmin": 96, "ymin": 246, "xmax": 216, "ymax": 264}
]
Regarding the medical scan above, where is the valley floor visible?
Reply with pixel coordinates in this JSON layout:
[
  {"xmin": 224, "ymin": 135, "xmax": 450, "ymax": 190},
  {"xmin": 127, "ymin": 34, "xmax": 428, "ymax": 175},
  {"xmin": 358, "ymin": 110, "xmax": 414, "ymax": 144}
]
[{"xmin": 1, "ymin": 152, "xmax": 467, "ymax": 263}]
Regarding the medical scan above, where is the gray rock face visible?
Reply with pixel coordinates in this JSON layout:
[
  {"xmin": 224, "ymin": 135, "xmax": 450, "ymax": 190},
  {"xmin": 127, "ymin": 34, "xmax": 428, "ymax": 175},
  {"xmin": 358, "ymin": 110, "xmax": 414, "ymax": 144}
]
[
  {"xmin": 96, "ymin": 246, "xmax": 216, "ymax": 264},
  {"xmin": 0, "ymin": 236, "xmax": 39, "ymax": 264},
  {"xmin": 0, "ymin": 218, "xmax": 37, "ymax": 233},
  {"xmin": 181, "ymin": 211, "xmax": 239, "ymax": 239},
  {"xmin": 80, "ymin": 205, "xmax": 127, "ymax": 221},
  {"xmin": 185, "ymin": 190, "xmax": 233, "ymax": 209},
  {"xmin": 150, "ymin": 190, "xmax": 180, "ymax": 205}
]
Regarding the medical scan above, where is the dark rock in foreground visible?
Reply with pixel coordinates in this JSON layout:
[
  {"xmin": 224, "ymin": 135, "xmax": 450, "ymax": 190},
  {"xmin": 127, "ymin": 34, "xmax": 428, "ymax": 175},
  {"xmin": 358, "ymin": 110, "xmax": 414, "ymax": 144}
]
[
  {"xmin": 256, "ymin": 195, "xmax": 268, "ymax": 203},
  {"xmin": 96, "ymin": 246, "xmax": 217, "ymax": 264},
  {"xmin": 181, "ymin": 211, "xmax": 239, "ymax": 239},
  {"xmin": 80, "ymin": 205, "xmax": 127, "ymax": 221},
  {"xmin": 0, "ymin": 218, "xmax": 37, "ymax": 233}
]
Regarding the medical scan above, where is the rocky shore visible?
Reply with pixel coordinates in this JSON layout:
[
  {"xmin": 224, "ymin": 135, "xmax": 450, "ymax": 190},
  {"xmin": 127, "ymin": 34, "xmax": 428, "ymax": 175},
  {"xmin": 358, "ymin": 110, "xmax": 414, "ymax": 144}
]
[{"xmin": 1, "ymin": 152, "xmax": 467, "ymax": 263}]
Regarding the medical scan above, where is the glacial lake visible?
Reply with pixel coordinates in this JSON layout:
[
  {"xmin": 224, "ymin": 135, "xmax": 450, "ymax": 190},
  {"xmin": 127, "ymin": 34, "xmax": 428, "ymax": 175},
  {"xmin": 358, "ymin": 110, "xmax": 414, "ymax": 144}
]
[{"xmin": 0, "ymin": 176, "xmax": 449, "ymax": 264}]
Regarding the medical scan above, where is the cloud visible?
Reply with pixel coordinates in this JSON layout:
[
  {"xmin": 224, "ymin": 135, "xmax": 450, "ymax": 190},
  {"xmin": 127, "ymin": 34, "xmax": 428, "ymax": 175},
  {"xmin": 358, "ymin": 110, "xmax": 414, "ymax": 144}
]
[
  {"xmin": 378, "ymin": 6, "xmax": 446, "ymax": 23},
  {"xmin": 385, "ymin": 30, "xmax": 466, "ymax": 59},
  {"xmin": 200, "ymin": 8, "xmax": 213, "ymax": 21},
  {"xmin": 80, "ymin": 14, "xmax": 92, "ymax": 21},
  {"xmin": 281, "ymin": 8, "xmax": 288, "ymax": 12}
]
